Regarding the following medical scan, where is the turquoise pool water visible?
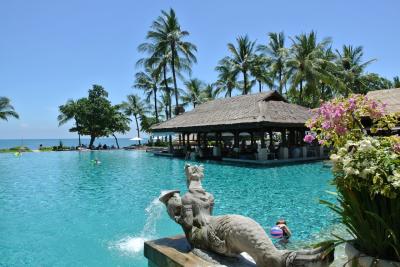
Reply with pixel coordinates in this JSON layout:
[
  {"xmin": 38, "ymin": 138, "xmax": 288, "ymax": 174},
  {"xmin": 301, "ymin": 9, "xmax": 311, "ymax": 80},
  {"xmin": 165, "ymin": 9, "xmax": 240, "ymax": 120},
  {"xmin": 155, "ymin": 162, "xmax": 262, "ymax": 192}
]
[{"xmin": 0, "ymin": 151, "xmax": 337, "ymax": 266}]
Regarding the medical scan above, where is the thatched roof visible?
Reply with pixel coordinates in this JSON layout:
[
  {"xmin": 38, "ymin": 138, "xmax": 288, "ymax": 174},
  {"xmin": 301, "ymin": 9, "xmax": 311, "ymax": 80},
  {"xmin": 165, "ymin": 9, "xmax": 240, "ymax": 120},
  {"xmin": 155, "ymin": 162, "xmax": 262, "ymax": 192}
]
[
  {"xmin": 366, "ymin": 88, "xmax": 400, "ymax": 114},
  {"xmin": 151, "ymin": 91, "xmax": 311, "ymax": 133}
]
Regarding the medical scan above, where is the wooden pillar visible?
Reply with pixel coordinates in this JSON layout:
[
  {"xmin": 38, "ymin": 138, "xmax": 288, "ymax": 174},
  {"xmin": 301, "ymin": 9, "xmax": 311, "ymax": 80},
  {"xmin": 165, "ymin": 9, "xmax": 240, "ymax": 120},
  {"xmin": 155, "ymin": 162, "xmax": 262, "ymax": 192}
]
[
  {"xmin": 261, "ymin": 131, "xmax": 266, "ymax": 148},
  {"xmin": 281, "ymin": 129, "xmax": 287, "ymax": 146},
  {"xmin": 203, "ymin": 133, "xmax": 208, "ymax": 148},
  {"xmin": 268, "ymin": 130, "xmax": 273, "ymax": 150},
  {"xmin": 197, "ymin": 133, "xmax": 201, "ymax": 147},
  {"xmin": 233, "ymin": 131, "xmax": 239, "ymax": 148},
  {"xmin": 178, "ymin": 134, "xmax": 182, "ymax": 147},
  {"xmin": 250, "ymin": 132, "xmax": 254, "ymax": 146},
  {"xmin": 187, "ymin": 133, "xmax": 191, "ymax": 149}
]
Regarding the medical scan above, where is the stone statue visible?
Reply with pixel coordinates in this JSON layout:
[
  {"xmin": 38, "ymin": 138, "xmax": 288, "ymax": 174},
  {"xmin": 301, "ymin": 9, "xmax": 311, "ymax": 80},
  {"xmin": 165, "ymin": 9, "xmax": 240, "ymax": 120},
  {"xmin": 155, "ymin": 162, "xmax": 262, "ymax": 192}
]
[{"xmin": 159, "ymin": 164, "xmax": 334, "ymax": 267}]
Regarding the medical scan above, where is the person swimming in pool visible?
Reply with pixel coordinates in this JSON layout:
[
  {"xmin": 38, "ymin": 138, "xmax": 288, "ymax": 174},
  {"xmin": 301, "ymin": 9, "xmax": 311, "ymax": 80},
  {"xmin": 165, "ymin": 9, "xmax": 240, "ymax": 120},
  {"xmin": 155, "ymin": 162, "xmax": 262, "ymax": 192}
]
[
  {"xmin": 276, "ymin": 219, "xmax": 291, "ymax": 243},
  {"xmin": 91, "ymin": 159, "xmax": 101, "ymax": 165}
]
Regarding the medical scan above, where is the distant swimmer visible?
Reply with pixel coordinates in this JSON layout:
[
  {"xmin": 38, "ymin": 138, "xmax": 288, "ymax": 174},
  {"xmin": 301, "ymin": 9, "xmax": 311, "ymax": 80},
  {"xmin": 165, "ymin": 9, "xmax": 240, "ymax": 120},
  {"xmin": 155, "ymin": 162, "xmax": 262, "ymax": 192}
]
[{"xmin": 93, "ymin": 159, "xmax": 101, "ymax": 165}]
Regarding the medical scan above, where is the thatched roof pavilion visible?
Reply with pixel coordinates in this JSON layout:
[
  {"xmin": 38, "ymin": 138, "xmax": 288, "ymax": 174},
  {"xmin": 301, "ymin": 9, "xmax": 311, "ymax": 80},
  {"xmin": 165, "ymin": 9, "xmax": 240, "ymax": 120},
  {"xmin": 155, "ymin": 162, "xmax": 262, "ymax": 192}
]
[
  {"xmin": 149, "ymin": 91, "xmax": 326, "ymax": 163},
  {"xmin": 151, "ymin": 91, "xmax": 311, "ymax": 133},
  {"xmin": 366, "ymin": 88, "xmax": 400, "ymax": 114}
]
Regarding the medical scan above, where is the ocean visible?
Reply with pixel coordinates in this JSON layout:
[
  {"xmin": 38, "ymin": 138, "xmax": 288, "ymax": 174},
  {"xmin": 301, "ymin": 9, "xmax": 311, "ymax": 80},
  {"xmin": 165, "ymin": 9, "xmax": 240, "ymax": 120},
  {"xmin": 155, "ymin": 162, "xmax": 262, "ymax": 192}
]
[{"xmin": 0, "ymin": 138, "xmax": 147, "ymax": 149}]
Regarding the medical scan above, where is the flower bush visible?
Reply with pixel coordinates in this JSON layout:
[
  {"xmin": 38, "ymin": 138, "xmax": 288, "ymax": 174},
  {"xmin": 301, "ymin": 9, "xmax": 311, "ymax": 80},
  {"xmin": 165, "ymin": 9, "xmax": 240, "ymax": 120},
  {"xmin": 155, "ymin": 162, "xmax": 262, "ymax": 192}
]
[
  {"xmin": 332, "ymin": 136, "xmax": 400, "ymax": 198},
  {"xmin": 307, "ymin": 94, "xmax": 400, "ymax": 261}
]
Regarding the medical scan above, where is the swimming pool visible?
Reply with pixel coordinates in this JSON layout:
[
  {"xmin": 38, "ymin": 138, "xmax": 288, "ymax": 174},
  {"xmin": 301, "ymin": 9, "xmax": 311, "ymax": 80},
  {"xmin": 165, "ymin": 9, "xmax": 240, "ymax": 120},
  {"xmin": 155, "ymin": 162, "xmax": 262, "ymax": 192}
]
[{"xmin": 0, "ymin": 150, "xmax": 337, "ymax": 266}]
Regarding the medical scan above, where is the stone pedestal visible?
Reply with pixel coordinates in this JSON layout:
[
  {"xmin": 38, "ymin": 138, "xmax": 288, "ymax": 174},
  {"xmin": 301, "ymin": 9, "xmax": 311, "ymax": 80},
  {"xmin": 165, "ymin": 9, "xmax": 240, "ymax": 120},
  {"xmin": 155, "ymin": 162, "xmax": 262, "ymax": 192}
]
[
  {"xmin": 257, "ymin": 148, "xmax": 268, "ymax": 161},
  {"xmin": 319, "ymin": 146, "xmax": 325, "ymax": 157},
  {"xmin": 212, "ymin": 146, "xmax": 221, "ymax": 157},
  {"xmin": 302, "ymin": 146, "xmax": 308, "ymax": 158},
  {"xmin": 144, "ymin": 235, "xmax": 256, "ymax": 267},
  {"xmin": 279, "ymin": 147, "xmax": 289, "ymax": 159}
]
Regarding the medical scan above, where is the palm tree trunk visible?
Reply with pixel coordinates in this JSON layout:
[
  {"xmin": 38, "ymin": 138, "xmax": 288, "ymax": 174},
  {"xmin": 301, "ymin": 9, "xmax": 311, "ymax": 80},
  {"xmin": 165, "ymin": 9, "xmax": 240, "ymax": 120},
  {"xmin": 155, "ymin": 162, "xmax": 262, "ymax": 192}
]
[
  {"xmin": 258, "ymin": 80, "xmax": 262, "ymax": 92},
  {"xmin": 243, "ymin": 71, "xmax": 247, "ymax": 95},
  {"xmin": 78, "ymin": 133, "xmax": 81, "ymax": 147},
  {"xmin": 278, "ymin": 70, "xmax": 283, "ymax": 94},
  {"xmin": 299, "ymin": 80, "xmax": 303, "ymax": 104},
  {"xmin": 153, "ymin": 87, "xmax": 159, "ymax": 122},
  {"xmin": 170, "ymin": 44, "xmax": 179, "ymax": 111},
  {"xmin": 162, "ymin": 65, "xmax": 171, "ymax": 119},
  {"xmin": 112, "ymin": 133, "xmax": 120, "ymax": 149},
  {"xmin": 134, "ymin": 115, "xmax": 141, "ymax": 145}
]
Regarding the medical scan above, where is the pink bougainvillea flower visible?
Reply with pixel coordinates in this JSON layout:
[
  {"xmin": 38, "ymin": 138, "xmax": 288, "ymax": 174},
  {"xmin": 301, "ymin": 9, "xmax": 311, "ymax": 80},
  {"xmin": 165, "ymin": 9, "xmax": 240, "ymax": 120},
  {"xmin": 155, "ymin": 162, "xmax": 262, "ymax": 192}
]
[{"xmin": 304, "ymin": 134, "xmax": 315, "ymax": 144}]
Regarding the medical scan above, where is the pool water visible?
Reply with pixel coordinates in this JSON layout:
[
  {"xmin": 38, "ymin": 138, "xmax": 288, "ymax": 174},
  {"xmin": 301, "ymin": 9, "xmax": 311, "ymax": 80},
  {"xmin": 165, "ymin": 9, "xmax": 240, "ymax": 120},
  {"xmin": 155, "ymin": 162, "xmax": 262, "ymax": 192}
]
[{"xmin": 0, "ymin": 151, "xmax": 337, "ymax": 266}]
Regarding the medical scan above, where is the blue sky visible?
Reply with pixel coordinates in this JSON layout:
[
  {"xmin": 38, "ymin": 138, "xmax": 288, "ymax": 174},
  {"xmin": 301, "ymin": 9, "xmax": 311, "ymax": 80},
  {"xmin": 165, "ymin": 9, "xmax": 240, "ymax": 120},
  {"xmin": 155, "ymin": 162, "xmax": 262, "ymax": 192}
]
[{"xmin": 0, "ymin": 0, "xmax": 399, "ymax": 139}]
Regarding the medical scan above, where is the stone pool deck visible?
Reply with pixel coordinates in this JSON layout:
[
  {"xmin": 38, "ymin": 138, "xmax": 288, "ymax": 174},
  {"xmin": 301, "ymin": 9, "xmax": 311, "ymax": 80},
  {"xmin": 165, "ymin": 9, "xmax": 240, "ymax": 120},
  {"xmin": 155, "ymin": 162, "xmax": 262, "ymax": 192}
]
[{"xmin": 145, "ymin": 235, "xmax": 348, "ymax": 267}]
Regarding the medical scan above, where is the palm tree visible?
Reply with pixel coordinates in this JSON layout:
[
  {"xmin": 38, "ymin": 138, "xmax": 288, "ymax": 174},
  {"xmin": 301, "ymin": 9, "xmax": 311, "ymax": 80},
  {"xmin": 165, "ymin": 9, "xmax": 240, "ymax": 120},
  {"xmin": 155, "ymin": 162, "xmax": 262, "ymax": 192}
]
[
  {"xmin": 249, "ymin": 54, "xmax": 273, "ymax": 92},
  {"xmin": 122, "ymin": 94, "xmax": 147, "ymax": 145},
  {"xmin": 258, "ymin": 32, "xmax": 288, "ymax": 94},
  {"xmin": 0, "ymin": 97, "xmax": 19, "ymax": 121},
  {"xmin": 58, "ymin": 99, "xmax": 82, "ymax": 146},
  {"xmin": 393, "ymin": 76, "xmax": 400, "ymax": 88},
  {"xmin": 137, "ymin": 46, "xmax": 173, "ymax": 120},
  {"xmin": 215, "ymin": 59, "xmax": 238, "ymax": 97},
  {"xmin": 335, "ymin": 45, "xmax": 376, "ymax": 96},
  {"xmin": 146, "ymin": 8, "xmax": 197, "ymax": 113},
  {"xmin": 181, "ymin": 79, "xmax": 204, "ymax": 108},
  {"xmin": 225, "ymin": 35, "xmax": 257, "ymax": 95},
  {"xmin": 201, "ymin": 83, "xmax": 218, "ymax": 102},
  {"xmin": 286, "ymin": 31, "xmax": 332, "ymax": 106},
  {"xmin": 134, "ymin": 66, "xmax": 164, "ymax": 123}
]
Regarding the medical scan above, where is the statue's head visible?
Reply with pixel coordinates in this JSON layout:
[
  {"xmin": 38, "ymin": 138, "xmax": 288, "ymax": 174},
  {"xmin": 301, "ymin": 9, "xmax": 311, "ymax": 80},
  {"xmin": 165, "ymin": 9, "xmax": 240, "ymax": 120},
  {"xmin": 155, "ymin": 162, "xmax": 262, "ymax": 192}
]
[
  {"xmin": 184, "ymin": 164, "xmax": 204, "ymax": 187},
  {"xmin": 159, "ymin": 190, "xmax": 182, "ymax": 222}
]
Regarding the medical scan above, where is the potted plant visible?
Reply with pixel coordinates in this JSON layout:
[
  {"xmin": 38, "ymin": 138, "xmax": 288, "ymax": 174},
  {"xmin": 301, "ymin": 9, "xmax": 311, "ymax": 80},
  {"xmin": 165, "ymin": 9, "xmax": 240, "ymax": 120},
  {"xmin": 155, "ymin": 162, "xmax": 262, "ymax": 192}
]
[{"xmin": 304, "ymin": 94, "xmax": 400, "ymax": 266}]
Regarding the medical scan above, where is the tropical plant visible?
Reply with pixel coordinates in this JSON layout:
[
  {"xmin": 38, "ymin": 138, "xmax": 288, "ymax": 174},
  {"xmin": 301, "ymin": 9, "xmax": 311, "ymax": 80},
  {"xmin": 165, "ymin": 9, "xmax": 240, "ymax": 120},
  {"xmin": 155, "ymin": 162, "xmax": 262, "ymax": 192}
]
[
  {"xmin": 145, "ymin": 8, "xmax": 197, "ymax": 113},
  {"xmin": 335, "ymin": 45, "xmax": 376, "ymax": 96},
  {"xmin": 107, "ymin": 105, "xmax": 131, "ymax": 149},
  {"xmin": 258, "ymin": 32, "xmax": 288, "ymax": 94},
  {"xmin": 224, "ymin": 35, "xmax": 257, "ymax": 95},
  {"xmin": 58, "ymin": 99, "xmax": 82, "ymax": 146},
  {"xmin": 286, "ymin": 31, "xmax": 333, "ymax": 107},
  {"xmin": 0, "ymin": 97, "xmax": 19, "ymax": 121},
  {"xmin": 201, "ymin": 83, "xmax": 218, "ymax": 102},
  {"xmin": 134, "ymin": 66, "xmax": 164, "ymax": 122},
  {"xmin": 393, "ymin": 76, "xmax": 400, "ymax": 88},
  {"xmin": 249, "ymin": 54, "xmax": 273, "ymax": 92},
  {"xmin": 137, "ymin": 45, "xmax": 173, "ymax": 119},
  {"xmin": 306, "ymin": 95, "xmax": 400, "ymax": 261},
  {"xmin": 122, "ymin": 94, "xmax": 147, "ymax": 145},
  {"xmin": 181, "ymin": 78, "xmax": 205, "ymax": 108},
  {"xmin": 215, "ymin": 59, "xmax": 238, "ymax": 97}
]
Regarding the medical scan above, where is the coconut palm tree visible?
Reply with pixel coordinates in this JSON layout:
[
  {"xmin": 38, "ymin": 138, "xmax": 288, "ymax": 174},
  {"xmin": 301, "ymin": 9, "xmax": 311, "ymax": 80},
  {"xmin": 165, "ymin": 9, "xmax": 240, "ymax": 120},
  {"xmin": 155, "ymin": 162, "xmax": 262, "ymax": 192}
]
[
  {"xmin": 146, "ymin": 8, "xmax": 197, "ymax": 113},
  {"xmin": 225, "ymin": 35, "xmax": 257, "ymax": 95},
  {"xmin": 137, "ymin": 46, "xmax": 173, "ymax": 120},
  {"xmin": 122, "ymin": 94, "xmax": 147, "ymax": 145},
  {"xmin": 58, "ymin": 99, "xmax": 82, "ymax": 146},
  {"xmin": 134, "ymin": 66, "xmax": 164, "ymax": 123},
  {"xmin": 393, "ymin": 76, "xmax": 400, "ymax": 88},
  {"xmin": 286, "ymin": 31, "xmax": 332, "ymax": 106},
  {"xmin": 181, "ymin": 79, "xmax": 205, "ymax": 108},
  {"xmin": 0, "ymin": 97, "xmax": 19, "ymax": 121},
  {"xmin": 215, "ymin": 59, "xmax": 238, "ymax": 97},
  {"xmin": 250, "ymin": 54, "xmax": 273, "ymax": 92},
  {"xmin": 201, "ymin": 83, "xmax": 218, "ymax": 102},
  {"xmin": 257, "ymin": 32, "xmax": 288, "ymax": 94},
  {"xmin": 335, "ymin": 45, "xmax": 376, "ymax": 96}
]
